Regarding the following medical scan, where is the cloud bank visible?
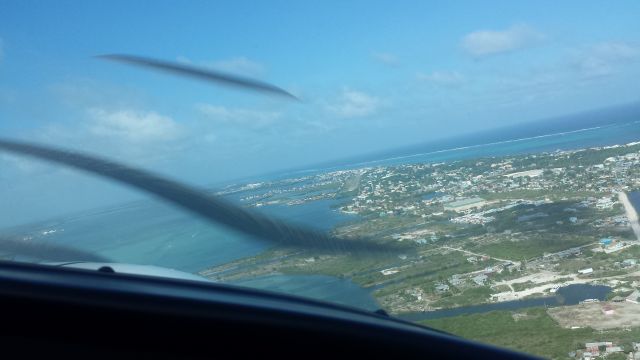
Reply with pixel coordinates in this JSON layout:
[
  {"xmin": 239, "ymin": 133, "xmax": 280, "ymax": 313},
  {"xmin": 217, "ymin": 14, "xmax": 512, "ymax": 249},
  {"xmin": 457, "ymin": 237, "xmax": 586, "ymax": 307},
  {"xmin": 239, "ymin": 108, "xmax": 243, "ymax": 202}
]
[
  {"xmin": 327, "ymin": 89, "xmax": 381, "ymax": 118},
  {"xmin": 462, "ymin": 24, "xmax": 543, "ymax": 57},
  {"xmin": 87, "ymin": 108, "xmax": 181, "ymax": 142}
]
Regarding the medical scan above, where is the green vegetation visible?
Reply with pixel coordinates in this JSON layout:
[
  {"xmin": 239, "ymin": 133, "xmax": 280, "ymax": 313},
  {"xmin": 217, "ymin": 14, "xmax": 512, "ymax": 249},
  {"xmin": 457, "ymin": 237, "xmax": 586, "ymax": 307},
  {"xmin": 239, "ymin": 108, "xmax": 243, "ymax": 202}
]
[
  {"xmin": 608, "ymin": 353, "xmax": 628, "ymax": 360},
  {"xmin": 512, "ymin": 281, "xmax": 536, "ymax": 292},
  {"xmin": 478, "ymin": 234, "xmax": 593, "ymax": 260},
  {"xmin": 429, "ymin": 286, "xmax": 494, "ymax": 308},
  {"xmin": 492, "ymin": 284, "xmax": 511, "ymax": 293},
  {"xmin": 556, "ymin": 245, "xmax": 640, "ymax": 275},
  {"xmin": 423, "ymin": 307, "xmax": 640, "ymax": 360},
  {"xmin": 371, "ymin": 252, "xmax": 498, "ymax": 297}
]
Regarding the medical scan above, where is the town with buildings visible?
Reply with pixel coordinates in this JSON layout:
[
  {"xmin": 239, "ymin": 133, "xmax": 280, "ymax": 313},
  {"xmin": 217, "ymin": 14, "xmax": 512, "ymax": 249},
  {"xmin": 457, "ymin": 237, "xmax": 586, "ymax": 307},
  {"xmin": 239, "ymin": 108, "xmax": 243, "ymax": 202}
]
[{"xmin": 204, "ymin": 141, "xmax": 640, "ymax": 359}]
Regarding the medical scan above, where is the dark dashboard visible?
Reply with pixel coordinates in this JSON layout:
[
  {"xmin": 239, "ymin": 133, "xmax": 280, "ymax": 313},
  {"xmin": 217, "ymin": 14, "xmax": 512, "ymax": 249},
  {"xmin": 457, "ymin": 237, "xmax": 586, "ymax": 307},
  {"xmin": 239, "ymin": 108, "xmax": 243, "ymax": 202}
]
[{"xmin": 0, "ymin": 260, "xmax": 538, "ymax": 359}]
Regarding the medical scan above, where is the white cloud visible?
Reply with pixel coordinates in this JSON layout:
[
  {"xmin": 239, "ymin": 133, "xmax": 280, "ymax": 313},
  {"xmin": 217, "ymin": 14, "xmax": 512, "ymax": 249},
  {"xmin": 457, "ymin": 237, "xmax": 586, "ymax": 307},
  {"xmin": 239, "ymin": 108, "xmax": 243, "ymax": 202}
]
[
  {"xmin": 327, "ymin": 89, "xmax": 381, "ymax": 118},
  {"xmin": 591, "ymin": 42, "xmax": 640, "ymax": 60},
  {"xmin": 575, "ymin": 41, "xmax": 640, "ymax": 78},
  {"xmin": 372, "ymin": 52, "xmax": 399, "ymax": 66},
  {"xmin": 417, "ymin": 71, "xmax": 465, "ymax": 87},
  {"xmin": 197, "ymin": 104, "xmax": 281, "ymax": 128},
  {"xmin": 461, "ymin": 24, "xmax": 543, "ymax": 57},
  {"xmin": 579, "ymin": 57, "xmax": 613, "ymax": 78},
  {"xmin": 87, "ymin": 108, "xmax": 181, "ymax": 142}
]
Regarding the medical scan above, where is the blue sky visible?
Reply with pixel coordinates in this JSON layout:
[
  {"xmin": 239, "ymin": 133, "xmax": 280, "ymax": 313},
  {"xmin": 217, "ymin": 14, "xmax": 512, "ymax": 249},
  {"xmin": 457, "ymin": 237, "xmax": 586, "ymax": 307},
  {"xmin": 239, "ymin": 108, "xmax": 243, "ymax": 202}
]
[{"xmin": 1, "ymin": 1, "xmax": 640, "ymax": 226}]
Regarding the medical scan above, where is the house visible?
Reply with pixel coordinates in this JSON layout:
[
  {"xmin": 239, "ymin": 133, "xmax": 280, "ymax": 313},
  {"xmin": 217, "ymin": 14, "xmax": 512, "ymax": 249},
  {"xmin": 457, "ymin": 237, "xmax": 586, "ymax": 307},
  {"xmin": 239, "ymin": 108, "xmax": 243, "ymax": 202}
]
[
  {"xmin": 605, "ymin": 346, "xmax": 623, "ymax": 354},
  {"xmin": 585, "ymin": 342, "xmax": 612, "ymax": 350},
  {"xmin": 473, "ymin": 274, "xmax": 488, "ymax": 285},
  {"xmin": 600, "ymin": 238, "xmax": 613, "ymax": 246},
  {"xmin": 578, "ymin": 268, "xmax": 594, "ymax": 275},
  {"xmin": 380, "ymin": 268, "xmax": 399, "ymax": 276},
  {"xmin": 435, "ymin": 283, "xmax": 450, "ymax": 293},
  {"xmin": 584, "ymin": 342, "xmax": 613, "ymax": 358},
  {"xmin": 623, "ymin": 259, "xmax": 637, "ymax": 267}
]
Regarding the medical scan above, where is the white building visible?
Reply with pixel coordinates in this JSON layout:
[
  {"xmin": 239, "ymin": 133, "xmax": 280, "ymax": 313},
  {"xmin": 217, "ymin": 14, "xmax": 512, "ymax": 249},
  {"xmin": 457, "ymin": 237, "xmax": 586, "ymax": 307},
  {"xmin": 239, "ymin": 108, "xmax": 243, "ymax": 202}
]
[{"xmin": 473, "ymin": 274, "xmax": 488, "ymax": 285}]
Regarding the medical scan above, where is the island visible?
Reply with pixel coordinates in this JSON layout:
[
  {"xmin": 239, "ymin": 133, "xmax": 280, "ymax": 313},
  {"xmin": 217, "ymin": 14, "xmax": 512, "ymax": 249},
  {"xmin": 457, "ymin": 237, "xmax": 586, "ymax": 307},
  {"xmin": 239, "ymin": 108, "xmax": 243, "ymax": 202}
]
[{"xmin": 200, "ymin": 141, "xmax": 640, "ymax": 359}]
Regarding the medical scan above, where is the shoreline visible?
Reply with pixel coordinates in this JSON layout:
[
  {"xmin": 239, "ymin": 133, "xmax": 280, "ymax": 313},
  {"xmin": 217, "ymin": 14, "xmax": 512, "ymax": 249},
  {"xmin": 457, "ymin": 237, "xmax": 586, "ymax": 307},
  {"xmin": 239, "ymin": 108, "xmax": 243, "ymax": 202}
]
[
  {"xmin": 286, "ymin": 121, "xmax": 640, "ymax": 176},
  {"xmin": 398, "ymin": 283, "xmax": 611, "ymax": 322},
  {"xmin": 618, "ymin": 191, "xmax": 640, "ymax": 240}
]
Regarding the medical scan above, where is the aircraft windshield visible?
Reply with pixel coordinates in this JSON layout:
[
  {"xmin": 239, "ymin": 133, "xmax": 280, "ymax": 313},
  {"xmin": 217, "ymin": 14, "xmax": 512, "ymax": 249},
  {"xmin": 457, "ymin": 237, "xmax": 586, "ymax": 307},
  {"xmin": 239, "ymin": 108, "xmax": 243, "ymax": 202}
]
[{"xmin": 2, "ymin": 2, "xmax": 640, "ymax": 358}]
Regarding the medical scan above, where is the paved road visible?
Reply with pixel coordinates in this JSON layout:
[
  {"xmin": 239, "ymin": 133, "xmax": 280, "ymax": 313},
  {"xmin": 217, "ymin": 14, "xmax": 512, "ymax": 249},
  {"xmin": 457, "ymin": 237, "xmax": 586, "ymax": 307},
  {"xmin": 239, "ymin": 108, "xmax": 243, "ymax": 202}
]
[
  {"xmin": 619, "ymin": 192, "xmax": 640, "ymax": 241},
  {"xmin": 440, "ymin": 245, "xmax": 513, "ymax": 263}
]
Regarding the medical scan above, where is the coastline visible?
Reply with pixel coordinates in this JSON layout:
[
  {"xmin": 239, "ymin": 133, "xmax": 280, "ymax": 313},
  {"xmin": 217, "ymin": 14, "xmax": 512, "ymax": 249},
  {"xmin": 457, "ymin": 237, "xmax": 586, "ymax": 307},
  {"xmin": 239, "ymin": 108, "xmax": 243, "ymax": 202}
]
[
  {"xmin": 618, "ymin": 191, "xmax": 640, "ymax": 240},
  {"xmin": 284, "ymin": 119, "xmax": 640, "ymax": 177}
]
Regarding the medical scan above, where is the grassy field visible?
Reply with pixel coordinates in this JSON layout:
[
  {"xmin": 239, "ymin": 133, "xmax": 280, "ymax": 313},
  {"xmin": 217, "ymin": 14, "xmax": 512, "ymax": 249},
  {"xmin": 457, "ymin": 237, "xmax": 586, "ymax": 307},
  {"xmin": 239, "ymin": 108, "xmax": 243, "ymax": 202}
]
[
  {"xmin": 422, "ymin": 307, "xmax": 640, "ymax": 359},
  {"xmin": 555, "ymin": 245, "xmax": 640, "ymax": 275},
  {"xmin": 476, "ymin": 234, "xmax": 594, "ymax": 260},
  {"xmin": 429, "ymin": 286, "xmax": 495, "ymax": 308}
]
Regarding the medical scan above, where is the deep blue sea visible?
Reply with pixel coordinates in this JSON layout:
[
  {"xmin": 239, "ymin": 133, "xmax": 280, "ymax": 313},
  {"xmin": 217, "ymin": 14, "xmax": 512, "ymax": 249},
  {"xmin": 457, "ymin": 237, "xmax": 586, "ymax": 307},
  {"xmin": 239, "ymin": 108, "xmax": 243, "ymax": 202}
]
[
  {"xmin": 273, "ymin": 102, "xmax": 640, "ymax": 178},
  {"xmin": 4, "ymin": 103, "xmax": 640, "ymax": 311}
]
